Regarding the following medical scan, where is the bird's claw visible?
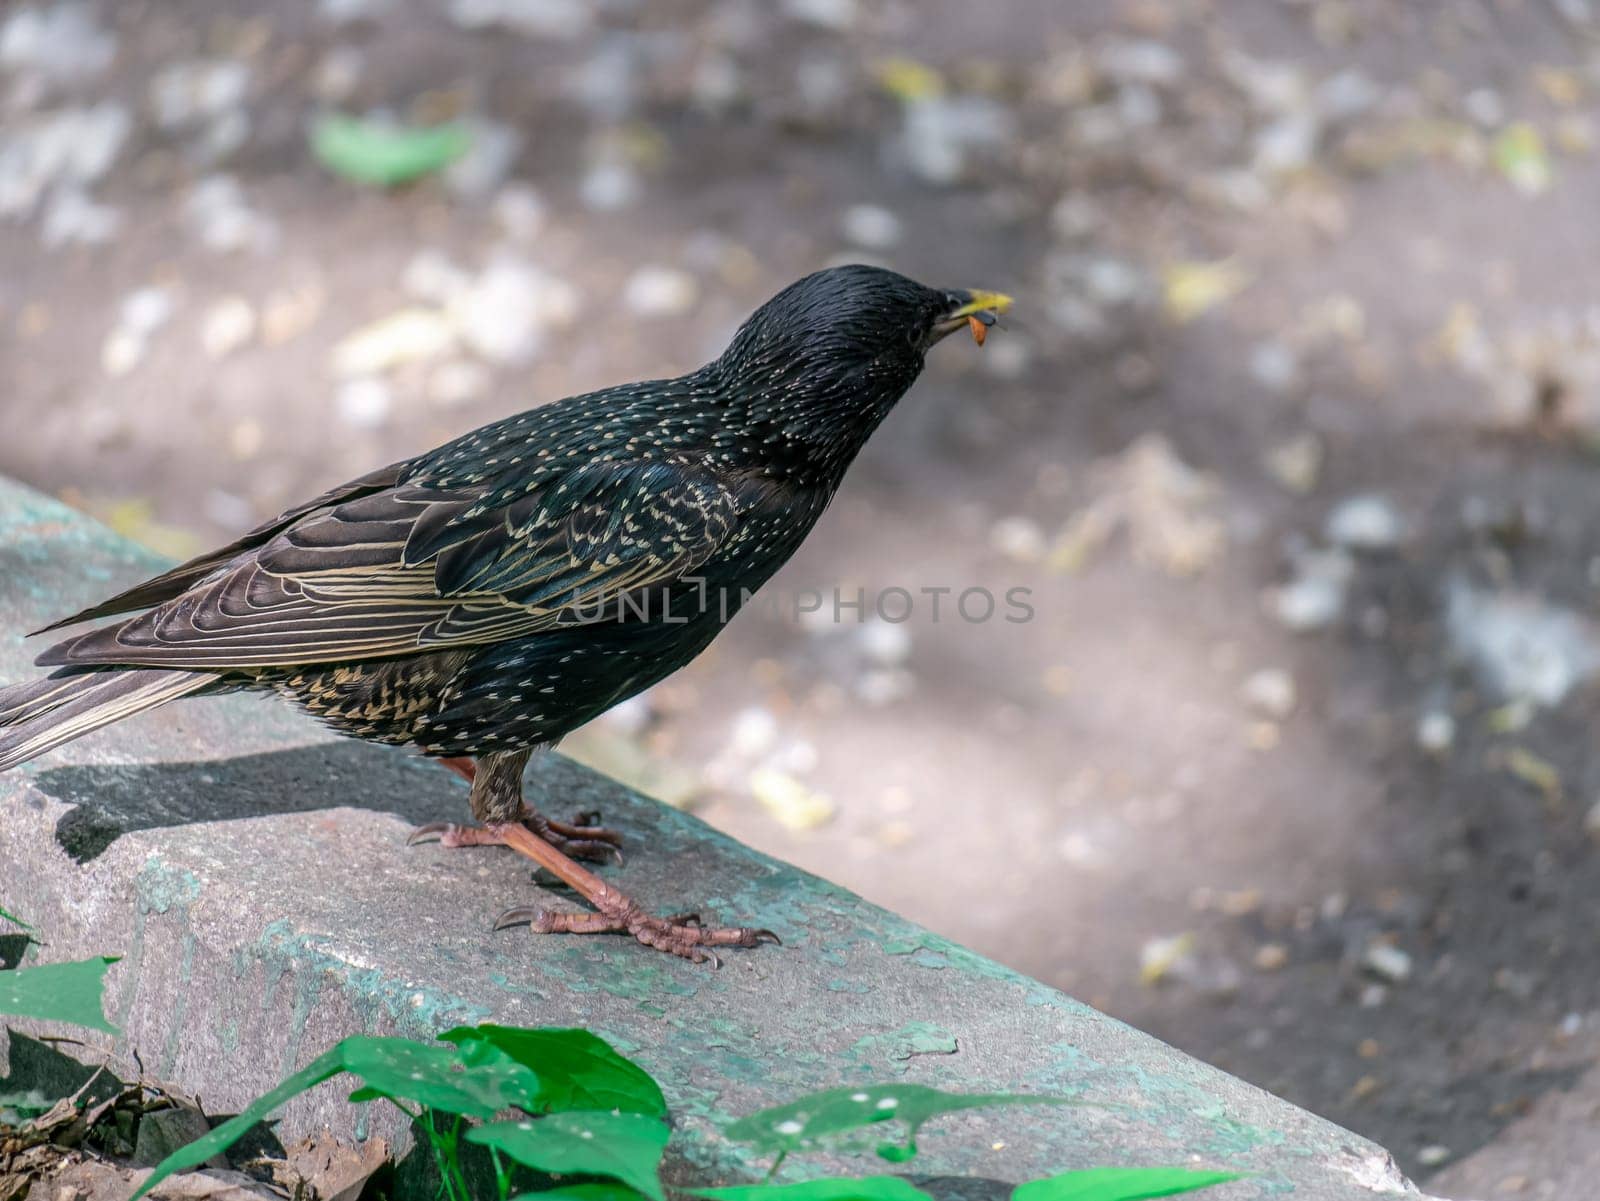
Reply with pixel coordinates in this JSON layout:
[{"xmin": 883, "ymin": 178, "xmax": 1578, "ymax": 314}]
[
  {"xmin": 493, "ymin": 904, "xmax": 543, "ymax": 931},
  {"xmin": 495, "ymin": 902, "xmax": 779, "ymax": 965},
  {"xmin": 526, "ymin": 811, "xmax": 625, "ymax": 864}
]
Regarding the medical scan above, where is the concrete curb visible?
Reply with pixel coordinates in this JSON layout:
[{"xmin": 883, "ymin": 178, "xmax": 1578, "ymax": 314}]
[{"xmin": 0, "ymin": 477, "xmax": 1448, "ymax": 1199}]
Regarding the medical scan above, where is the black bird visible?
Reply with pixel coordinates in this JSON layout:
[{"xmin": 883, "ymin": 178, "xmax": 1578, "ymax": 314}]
[{"xmin": 0, "ymin": 265, "xmax": 1012, "ymax": 963}]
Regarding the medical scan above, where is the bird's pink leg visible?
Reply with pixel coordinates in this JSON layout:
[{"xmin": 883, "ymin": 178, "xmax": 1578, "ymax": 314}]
[{"xmin": 436, "ymin": 755, "xmax": 477, "ymax": 784}]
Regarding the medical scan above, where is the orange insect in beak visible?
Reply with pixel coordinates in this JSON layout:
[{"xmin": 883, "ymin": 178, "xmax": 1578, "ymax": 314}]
[{"xmin": 932, "ymin": 288, "xmax": 1013, "ymax": 347}]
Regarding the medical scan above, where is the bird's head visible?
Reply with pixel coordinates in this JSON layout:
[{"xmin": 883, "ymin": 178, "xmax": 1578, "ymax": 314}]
[{"xmin": 708, "ymin": 265, "xmax": 1012, "ymax": 474}]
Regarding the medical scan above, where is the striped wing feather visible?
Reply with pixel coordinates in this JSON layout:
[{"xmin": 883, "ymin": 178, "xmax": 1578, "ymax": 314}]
[
  {"xmin": 36, "ymin": 462, "xmax": 739, "ymax": 671},
  {"xmin": 32, "ymin": 461, "xmax": 411, "ymax": 635}
]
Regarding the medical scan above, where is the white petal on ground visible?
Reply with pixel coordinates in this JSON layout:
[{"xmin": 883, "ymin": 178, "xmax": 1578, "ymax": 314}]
[
  {"xmin": 492, "ymin": 183, "xmax": 545, "ymax": 242},
  {"xmin": 332, "ymin": 309, "xmax": 458, "ymax": 377},
  {"xmin": 0, "ymin": 104, "xmax": 131, "ymax": 219},
  {"xmin": 182, "ymin": 175, "xmax": 278, "ymax": 254},
  {"xmin": 1445, "ymin": 580, "xmax": 1600, "ymax": 708},
  {"xmin": 899, "ymin": 95, "xmax": 1016, "ymax": 185},
  {"xmin": 446, "ymin": 117, "xmax": 521, "ymax": 199},
  {"xmin": 1242, "ymin": 668, "xmax": 1297, "ymax": 719},
  {"xmin": 402, "ymin": 249, "xmax": 472, "ymax": 305},
  {"xmin": 840, "ymin": 204, "xmax": 902, "ymax": 249},
  {"xmin": 149, "ymin": 60, "xmax": 250, "ymax": 129},
  {"xmin": 0, "ymin": 4, "xmax": 117, "ymax": 82},
  {"xmin": 427, "ymin": 360, "xmax": 491, "ymax": 408},
  {"xmin": 448, "ymin": 0, "xmax": 591, "ymax": 39},
  {"xmin": 335, "ymin": 377, "xmax": 395, "ymax": 429},
  {"xmin": 1270, "ymin": 547, "xmax": 1354, "ymax": 631},
  {"xmin": 1325, "ymin": 494, "xmax": 1406, "ymax": 551},
  {"xmin": 39, "ymin": 186, "xmax": 120, "ymax": 246},
  {"xmin": 856, "ymin": 619, "xmax": 912, "ymax": 668},
  {"xmin": 451, "ymin": 254, "xmax": 578, "ymax": 365},
  {"xmin": 120, "ymin": 288, "xmax": 176, "ymax": 336},
  {"xmin": 201, "ymin": 296, "xmax": 257, "ymax": 359},
  {"xmin": 623, "ymin": 266, "xmax": 699, "ymax": 318},
  {"xmin": 783, "ymin": 0, "xmax": 857, "ymax": 31}
]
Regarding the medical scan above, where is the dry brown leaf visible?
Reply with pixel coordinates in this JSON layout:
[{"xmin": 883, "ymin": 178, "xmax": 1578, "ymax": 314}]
[
  {"xmin": 150, "ymin": 1168, "xmax": 288, "ymax": 1201},
  {"xmin": 282, "ymin": 1131, "xmax": 389, "ymax": 1201}
]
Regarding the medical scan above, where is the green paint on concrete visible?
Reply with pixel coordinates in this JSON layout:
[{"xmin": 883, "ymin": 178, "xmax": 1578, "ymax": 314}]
[
  {"xmin": 136, "ymin": 859, "xmax": 202, "ymax": 915},
  {"xmin": 115, "ymin": 905, "xmax": 147, "ymax": 1034},
  {"xmin": 486, "ymin": 970, "xmax": 551, "ymax": 1001},
  {"xmin": 535, "ymin": 947, "xmax": 699, "ymax": 1002},
  {"xmin": 158, "ymin": 929, "xmax": 199, "ymax": 1077},
  {"xmin": 849, "ymin": 1022, "xmax": 959, "ymax": 1067},
  {"xmin": 282, "ymin": 956, "xmax": 324, "ymax": 1079},
  {"xmin": 882, "ymin": 929, "xmax": 1101, "ymax": 1016},
  {"xmin": 253, "ymin": 919, "xmax": 492, "ymax": 1042}
]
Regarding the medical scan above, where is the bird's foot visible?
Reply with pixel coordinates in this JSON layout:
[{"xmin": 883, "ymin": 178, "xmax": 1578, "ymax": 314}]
[
  {"xmin": 419, "ymin": 816, "xmax": 777, "ymax": 965},
  {"xmin": 496, "ymin": 897, "xmax": 780, "ymax": 967},
  {"xmin": 408, "ymin": 809, "xmax": 623, "ymax": 864}
]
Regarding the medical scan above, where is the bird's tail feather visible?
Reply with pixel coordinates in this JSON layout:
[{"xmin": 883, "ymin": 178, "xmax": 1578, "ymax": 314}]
[
  {"xmin": 0, "ymin": 674, "xmax": 90, "ymax": 727},
  {"xmin": 0, "ymin": 669, "xmax": 212, "ymax": 772}
]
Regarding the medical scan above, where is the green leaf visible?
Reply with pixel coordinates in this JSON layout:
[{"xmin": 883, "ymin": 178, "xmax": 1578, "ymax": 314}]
[
  {"xmin": 0, "ymin": 905, "xmax": 31, "ymax": 930},
  {"xmin": 311, "ymin": 114, "xmax": 471, "ymax": 186},
  {"xmin": 0, "ymin": 957, "xmax": 117, "ymax": 1032},
  {"xmin": 135, "ymin": 1035, "xmax": 538, "ymax": 1200},
  {"xmin": 133, "ymin": 1046, "xmax": 348, "ymax": 1199},
  {"xmin": 724, "ymin": 1084, "xmax": 1071, "ymax": 1163},
  {"xmin": 340, "ymin": 1035, "xmax": 539, "ymax": 1117},
  {"xmin": 469, "ymin": 1111, "xmax": 670, "ymax": 1201},
  {"xmin": 512, "ymin": 1187, "xmax": 650, "ymax": 1201},
  {"xmin": 442, "ymin": 1026, "xmax": 667, "ymax": 1117},
  {"xmin": 1013, "ymin": 1167, "xmax": 1241, "ymax": 1201},
  {"xmin": 692, "ymin": 1176, "xmax": 936, "ymax": 1201}
]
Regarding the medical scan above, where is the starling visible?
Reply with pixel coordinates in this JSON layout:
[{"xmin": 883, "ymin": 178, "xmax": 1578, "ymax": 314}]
[{"xmin": 0, "ymin": 265, "xmax": 1012, "ymax": 963}]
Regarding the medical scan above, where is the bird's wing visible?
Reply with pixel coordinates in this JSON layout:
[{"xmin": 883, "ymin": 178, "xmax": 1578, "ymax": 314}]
[
  {"xmin": 35, "ymin": 461, "xmax": 742, "ymax": 670},
  {"xmin": 32, "ymin": 461, "xmax": 411, "ymax": 635}
]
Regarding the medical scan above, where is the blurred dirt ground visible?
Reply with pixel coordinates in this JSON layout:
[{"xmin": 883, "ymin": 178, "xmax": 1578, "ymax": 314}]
[{"xmin": 6, "ymin": 1, "xmax": 1600, "ymax": 1195}]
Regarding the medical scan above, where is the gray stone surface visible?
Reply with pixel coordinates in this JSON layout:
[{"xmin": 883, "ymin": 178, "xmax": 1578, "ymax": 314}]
[{"xmin": 0, "ymin": 477, "xmax": 1443, "ymax": 1199}]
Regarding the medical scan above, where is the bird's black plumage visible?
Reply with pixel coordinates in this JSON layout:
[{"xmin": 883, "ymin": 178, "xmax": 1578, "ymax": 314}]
[{"xmin": 0, "ymin": 264, "xmax": 1011, "ymax": 962}]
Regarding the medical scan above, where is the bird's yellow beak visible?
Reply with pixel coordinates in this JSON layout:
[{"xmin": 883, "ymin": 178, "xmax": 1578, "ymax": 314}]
[
  {"xmin": 948, "ymin": 289, "xmax": 1015, "ymax": 320},
  {"xmin": 932, "ymin": 288, "xmax": 1014, "ymax": 346}
]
